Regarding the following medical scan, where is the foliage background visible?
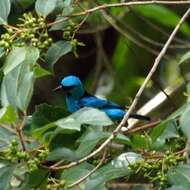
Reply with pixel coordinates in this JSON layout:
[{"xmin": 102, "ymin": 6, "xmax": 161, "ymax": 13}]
[{"xmin": 0, "ymin": 0, "xmax": 190, "ymax": 190}]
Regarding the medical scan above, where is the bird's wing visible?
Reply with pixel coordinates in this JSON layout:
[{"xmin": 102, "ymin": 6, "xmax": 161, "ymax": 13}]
[{"xmin": 79, "ymin": 94, "xmax": 123, "ymax": 109}]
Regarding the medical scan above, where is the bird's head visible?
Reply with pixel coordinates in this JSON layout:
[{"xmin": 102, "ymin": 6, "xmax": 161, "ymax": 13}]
[{"xmin": 54, "ymin": 75, "xmax": 85, "ymax": 99}]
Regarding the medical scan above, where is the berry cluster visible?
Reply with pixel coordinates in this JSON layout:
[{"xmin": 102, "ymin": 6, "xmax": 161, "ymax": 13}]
[
  {"xmin": 128, "ymin": 151, "xmax": 185, "ymax": 189},
  {"xmin": 62, "ymin": 21, "xmax": 85, "ymax": 57},
  {"xmin": 6, "ymin": 139, "xmax": 29, "ymax": 161},
  {"xmin": 6, "ymin": 139, "xmax": 49, "ymax": 173},
  {"xmin": 46, "ymin": 178, "xmax": 65, "ymax": 190},
  {"xmin": 27, "ymin": 148, "xmax": 49, "ymax": 172},
  {"xmin": 0, "ymin": 13, "xmax": 52, "ymax": 53},
  {"xmin": 63, "ymin": 21, "xmax": 76, "ymax": 40}
]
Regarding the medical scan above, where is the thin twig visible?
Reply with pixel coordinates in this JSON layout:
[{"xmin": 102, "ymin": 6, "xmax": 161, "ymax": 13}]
[
  {"xmin": 124, "ymin": 119, "xmax": 162, "ymax": 135},
  {"xmin": 50, "ymin": 8, "xmax": 190, "ymax": 171},
  {"xmin": 101, "ymin": 10, "xmax": 170, "ymax": 59},
  {"xmin": 68, "ymin": 150, "xmax": 107, "ymax": 188},
  {"xmin": 129, "ymin": 8, "xmax": 190, "ymax": 46},
  {"xmin": 113, "ymin": 13, "xmax": 190, "ymax": 49},
  {"xmin": 16, "ymin": 116, "xmax": 27, "ymax": 151},
  {"xmin": 71, "ymin": 1, "xmax": 190, "ymax": 17},
  {"xmin": 16, "ymin": 128, "xmax": 26, "ymax": 151},
  {"xmin": 48, "ymin": 1, "xmax": 190, "ymax": 26},
  {"xmin": 72, "ymin": 14, "xmax": 89, "ymax": 39}
]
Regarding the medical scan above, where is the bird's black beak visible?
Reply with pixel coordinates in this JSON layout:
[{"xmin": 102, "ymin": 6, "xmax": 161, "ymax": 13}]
[{"xmin": 53, "ymin": 85, "xmax": 62, "ymax": 91}]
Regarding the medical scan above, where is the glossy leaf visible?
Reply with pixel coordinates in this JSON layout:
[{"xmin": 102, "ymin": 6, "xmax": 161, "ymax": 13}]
[
  {"xmin": 50, "ymin": 16, "xmax": 69, "ymax": 31},
  {"xmin": 168, "ymin": 164, "xmax": 190, "ymax": 190},
  {"xmin": 0, "ymin": 127, "xmax": 16, "ymax": 151},
  {"xmin": 35, "ymin": 0, "xmax": 57, "ymax": 18},
  {"xmin": 34, "ymin": 64, "xmax": 51, "ymax": 78},
  {"xmin": 31, "ymin": 103, "xmax": 67, "ymax": 128},
  {"xmin": 3, "ymin": 47, "xmax": 39, "ymax": 75},
  {"xmin": 61, "ymin": 163, "xmax": 93, "ymax": 185},
  {"xmin": 0, "ymin": 0, "xmax": 11, "ymax": 25},
  {"xmin": 18, "ymin": 169, "xmax": 49, "ymax": 189},
  {"xmin": 62, "ymin": 0, "xmax": 73, "ymax": 16},
  {"xmin": 54, "ymin": 107, "xmax": 113, "ymax": 132},
  {"xmin": 76, "ymin": 129, "xmax": 130, "ymax": 158},
  {"xmin": 47, "ymin": 147, "xmax": 76, "ymax": 161},
  {"xmin": 12, "ymin": 0, "xmax": 35, "ymax": 11},
  {"xmin": 46, "ymin": 41, "xmax": 72, "ymax": 70},
  {"xmin": 17, "ymin": 71, "xmax": 34, "ymax": 111},
  {"xmin": 0, "ymin": 105, "xmax": 17, "ymax": 125},
  {"xmin": 83, "ymin": 157, "xmax": 131, "ymax": 190},
  {"xmin": 1, "ymin": 47, "xmax": 39, "ymax": 112},
  {"xmin": 0, "ymin": 161, "xmax": 15, "ymax": 190},
  {"xmin": 3, "ymin": 47, "xmax": 26, "ymax": 75},
  {"xmin": 150, "ymin": 119, "xmax": 178, "ymax": 143},
  {"xmin": 69, "ymin": 107, "xmax": 113, "ymax": 126}
]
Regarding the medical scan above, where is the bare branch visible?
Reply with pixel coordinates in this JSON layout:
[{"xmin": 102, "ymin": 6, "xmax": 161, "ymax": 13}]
[
  {"xmin": 48, "ymin": 1, "xmax": 190, "ymax": 26},
  {"xmin": 72, "ymin": 1, "xmax": 190, "ymax": 17}
]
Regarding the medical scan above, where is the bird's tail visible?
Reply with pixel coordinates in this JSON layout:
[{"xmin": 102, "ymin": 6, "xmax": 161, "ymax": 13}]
[{"xmin": 129, "ymin": 113, "xmax": 150, "ymax": 121}]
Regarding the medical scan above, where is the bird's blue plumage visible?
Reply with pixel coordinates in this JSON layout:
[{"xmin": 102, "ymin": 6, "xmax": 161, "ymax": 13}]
[{"xmin": 57, "ymin": 75, "xmax": 150, "ymax": 121}]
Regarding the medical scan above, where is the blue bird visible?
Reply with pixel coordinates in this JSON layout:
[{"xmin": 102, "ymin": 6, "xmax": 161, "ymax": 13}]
[{"xmin": 54, "ymin": 75, "xmax": 150, "ymax": 121}]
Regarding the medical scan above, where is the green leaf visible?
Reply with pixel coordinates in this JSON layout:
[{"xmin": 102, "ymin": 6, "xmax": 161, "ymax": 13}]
[
  {"xmin": 62, "ymin": 2, "xmax": 73, "ymax": 16},
  {"xmin": 47, "ymin": 147, "xmax": 76, "ymax": 161},
  {"xmin": 46, "ymin": 41, "xmax": 72, "ymax": 70},
  {"xmin": 31, "ymin": 103, "xmax": 68, "ymax": 129},
  {"xmin": 34, "ymin": 64, "xmax": 51, "ymax": 78},
  {"xmin": 180, "ymin": 107, "xmax": 190, "ymax": 140},
  {"xmin": 16, "ymin": 71, "xmax": 34, "ymax": 111},
  {"xmin": 61, "ymin": 163, "xmax": 94, "ymax": 185},
  {"xmin": 55, "ymin": 107, "xmax": 113, "ymax": 132},
  {"xmin": 1, "ymin": 64, "xmax": 34, "ymax": 112},
  {"xmin": 0, "ymin": 161, "xmax": 15, "ymax": 190},
  {"xmin": 83, "ymin": 157, "xmax": 131, "ymax": 190},
  {"xmin": 0, "ymin": 105, "xmax": 17, "ymax": 125},
  {"xmin": 179, "ymin": 51, "xmax": 190, "ymax": 65},
  {"xmin": 11, "ymin": 0, "xmax": 36, "ymax": 11},
  {"xmin": 1, "ymin": 47, "xmax": 39, "ymax": 112},
  {"xmin": 33, "ymin": 108, "xmax": 113, "ymax": 143},
  {"xmin": 50, "ymin": 16, "xmax": 69, "ymax": 31},
  {"xmin": 35, "ymin": 0, "xmax": 57, "ymax": 18},
  {"xmin": 133, "ymin": 5, "xmax": 190, "ymax": 37},
  {"xmin": 70, "ymin": 107, "xmax": 113, "ymax": 126},
  {"xmin": 131, "ymin": 134, "xmax": 150, "ymax": 149},
  {"xmin": 55, "ymin": 116, "xmax": 81, "ymax": 131},
  {"xmin": 0, "ymin": 127, "xmax": 16, "ymax": 151},
  {"xmin": 32, "ymin": 123, "xmax": 57, "ymax": 140},
  {"xmin": 76, "ymin": 129, "xmax": 130, "ymax": 158},
  {"xmin": 0, "ymin": 0, "xmax": 11, "ymax": 25},
  {"xmin": 168, "ymin": 164, "xmax": 190, "ymax": 190},
  {"xmin": 3, "ymin": 47, "xmax": 26, "ymax": 75},
  {"xmin": 150, "ymin": 119, "xmax": 178, "ymax": 142},
  {"xmin": 3, "ymin": 47, "xmax": 39, "ymax": 75},
  {"xmin": 168, "ymin": 102, "xmax": 190, "ymax": 120},
  {"xmin": 18, "ymin": 169, "xmax": 49, "ymax": 190}
]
